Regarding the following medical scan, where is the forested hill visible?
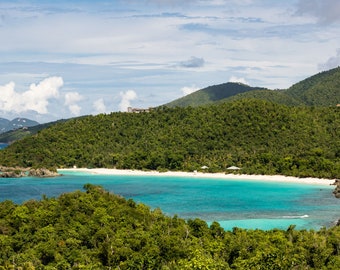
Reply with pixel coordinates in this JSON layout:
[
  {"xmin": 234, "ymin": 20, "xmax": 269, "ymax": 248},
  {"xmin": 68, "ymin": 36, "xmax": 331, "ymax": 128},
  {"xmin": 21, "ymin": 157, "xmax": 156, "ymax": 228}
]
[
  {"xmin": 1, "ymin": 99, "xmax": 339, "ymax": 178},
  {"xmin": 163, "ymin": 82, "xmax": 267, "ymax": 107},
  {"xmin": 286, "ymin": 66, "xmax": 340, "ymax": 106},
  {"xmin": 219, "ymin": 89, "xmax": 303, "ymax": 106},
  {"xmin": 164, "ymin": 67, "xmax": 340, "ymax": 107}
]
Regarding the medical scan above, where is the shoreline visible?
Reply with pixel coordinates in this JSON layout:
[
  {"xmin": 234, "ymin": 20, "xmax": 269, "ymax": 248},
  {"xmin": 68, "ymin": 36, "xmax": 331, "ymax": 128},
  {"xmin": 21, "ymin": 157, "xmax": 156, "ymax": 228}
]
[{"xmin": 58, "ymin": 168, "xmax": 337, "ymax": 186}]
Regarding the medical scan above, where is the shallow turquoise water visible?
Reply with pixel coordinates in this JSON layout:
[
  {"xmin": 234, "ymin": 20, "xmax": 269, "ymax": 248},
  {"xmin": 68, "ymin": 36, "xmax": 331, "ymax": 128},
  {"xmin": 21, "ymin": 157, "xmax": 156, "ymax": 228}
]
[{"xmin": 0, "ymin": 170, "xmax": 339, "ymax": 231}]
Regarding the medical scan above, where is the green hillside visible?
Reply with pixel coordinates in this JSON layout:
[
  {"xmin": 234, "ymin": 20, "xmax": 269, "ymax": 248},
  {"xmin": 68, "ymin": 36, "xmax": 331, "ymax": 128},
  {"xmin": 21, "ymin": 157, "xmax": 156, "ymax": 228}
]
[
  {"xmin": 286, "ymin": 67, "xmax": 340, "ymax": 106},
  {"xmin": 0, "ymin": 128, "xmax": 32, "ymax": 144},
  {"xmin": 219, "ymin": 89, "xmax": 303, "ymax": 106},
  {"xmin": 1, "ymin": 99, "xmax": 339, "ymax": 178},
  {"xmin": 164, "ymin": 67, "xmax": 340, "ymax": 107},
  {"xmin": 164, "ymin": 82, "xmax": 267, "ymax": 107}
]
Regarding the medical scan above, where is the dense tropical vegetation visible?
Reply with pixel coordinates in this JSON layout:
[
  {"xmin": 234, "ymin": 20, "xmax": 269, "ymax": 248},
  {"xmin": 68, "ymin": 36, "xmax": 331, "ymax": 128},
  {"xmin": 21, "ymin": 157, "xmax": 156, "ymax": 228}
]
[
  {"xmin": 286, "ymin": 67, "xmax": 340, "ymax": 106},
  {"xmin": 0, "ymin": 184, "xmax": 340, "ymax": 269},
  {"xmin": 220, "ymin": 89, "xmax": 303, "ymax": 106},
  {"xmin": 0, "ymin": 99, "xmax": 339, "ymax": 178}
]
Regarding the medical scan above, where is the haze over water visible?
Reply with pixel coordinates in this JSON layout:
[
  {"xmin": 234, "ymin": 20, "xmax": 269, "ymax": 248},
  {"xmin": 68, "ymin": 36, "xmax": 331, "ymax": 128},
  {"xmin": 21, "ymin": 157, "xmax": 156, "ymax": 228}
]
[{"xmin": 0, "ymin": 171, "xmax": 339, "ymax": 231}]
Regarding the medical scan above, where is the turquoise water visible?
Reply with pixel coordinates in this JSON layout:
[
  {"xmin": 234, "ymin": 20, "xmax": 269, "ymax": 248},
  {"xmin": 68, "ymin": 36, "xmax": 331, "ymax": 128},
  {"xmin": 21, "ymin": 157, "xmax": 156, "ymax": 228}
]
[
  {"xmin": 0, "ymin": 170, "xmax": 339, "ymax": 231},
  {"xmin": 0, "ymin": 143, "xmax": 8, "ymax": 150}
]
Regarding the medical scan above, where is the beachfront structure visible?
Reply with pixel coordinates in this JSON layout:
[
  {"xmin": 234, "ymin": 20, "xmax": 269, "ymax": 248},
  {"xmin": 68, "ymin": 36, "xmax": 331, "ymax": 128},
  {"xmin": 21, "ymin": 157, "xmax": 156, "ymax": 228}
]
[
  {"xmin": 227, "ymin": 166, "xmax": 241, "ymax": 170},
  {"xmin": 127, "ymin": 107, "xmax": 152, "ymax": 113}
]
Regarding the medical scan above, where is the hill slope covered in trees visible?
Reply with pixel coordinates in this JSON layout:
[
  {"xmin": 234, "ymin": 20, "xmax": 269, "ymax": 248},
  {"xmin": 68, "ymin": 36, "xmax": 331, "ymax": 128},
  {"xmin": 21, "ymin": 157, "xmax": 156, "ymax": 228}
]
[
  {"xmin": 1, "ymin": 99, "xmax": 339, "ymax": 178},
  {"xmin": 286, "ymin": 67, "xmax": 340, "ymax": 106},
  {"xmin": 164, "ymin": 82, "xmax": 267, "ymax": 107},
  {"xmin": 218, "ymin": 89, "xmax": 303, "ymax": 106},
  {"xmin": 164, "ymin": 67, "xmax": 340, "ymax": 107},
  {"xmin": 1, "ymin": 184, "xmax": 340, "ymax": 269}
]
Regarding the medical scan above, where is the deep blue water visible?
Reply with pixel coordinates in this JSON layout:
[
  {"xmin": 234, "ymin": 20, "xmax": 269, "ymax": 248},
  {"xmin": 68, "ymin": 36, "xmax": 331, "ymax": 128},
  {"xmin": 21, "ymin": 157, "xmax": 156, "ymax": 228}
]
[{"xmin": 0, "ymin": 170, "xmax": 339, "ymax": 231}]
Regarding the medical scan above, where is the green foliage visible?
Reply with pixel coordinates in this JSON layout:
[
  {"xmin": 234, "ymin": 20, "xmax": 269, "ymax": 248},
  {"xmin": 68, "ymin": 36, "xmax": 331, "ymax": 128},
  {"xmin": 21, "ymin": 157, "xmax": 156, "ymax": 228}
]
[
  {"xmin": 287, "ymin": 66, "xmax": 340, "ymax": 106},
  {"xmin": 1, "ymin": 186, "xmax": 340, "ymax": 269},
  {"xmin": 0, "ymin": 99, "xmax": 339, "ymax": 178},
  {"xmin": 221, "ymin": 89, "xmax": 303, "ymax": 106},
  {"xmin": 0, "ymin": 129, "xmax": 32, "ymax": 144}
]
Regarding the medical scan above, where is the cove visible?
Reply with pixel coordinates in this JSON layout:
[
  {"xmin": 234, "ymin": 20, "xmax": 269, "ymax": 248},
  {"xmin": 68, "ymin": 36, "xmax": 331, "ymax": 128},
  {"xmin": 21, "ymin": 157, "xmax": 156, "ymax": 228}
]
[{"xmin": 0, "ymin": 171, "xmax": 339, "ymax": 231}]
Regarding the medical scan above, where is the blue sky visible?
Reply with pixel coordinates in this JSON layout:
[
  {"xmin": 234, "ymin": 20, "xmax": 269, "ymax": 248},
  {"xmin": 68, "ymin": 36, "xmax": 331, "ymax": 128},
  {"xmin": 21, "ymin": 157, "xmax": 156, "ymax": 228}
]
[{"xmin": 0, "ymin": 0, "xmax": 340, "ymax": 122}]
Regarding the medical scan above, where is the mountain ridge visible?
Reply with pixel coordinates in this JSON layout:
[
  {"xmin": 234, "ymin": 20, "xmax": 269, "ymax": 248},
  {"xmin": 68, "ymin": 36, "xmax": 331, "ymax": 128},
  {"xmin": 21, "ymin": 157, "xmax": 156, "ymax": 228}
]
[
  {"xmin": 163, "ymin": 67, "xmax": 340, "ymax": 107},
  {"xmin": 163, "ymin": 82, "xmax": 268, "ymax": 107},
  {"xmin": 0, "ymin": 117, "xmax": 39, "ymax": 134},
  {"xmin": 1, "ymin": 67, "xmax": 339, "ymax": 143}
]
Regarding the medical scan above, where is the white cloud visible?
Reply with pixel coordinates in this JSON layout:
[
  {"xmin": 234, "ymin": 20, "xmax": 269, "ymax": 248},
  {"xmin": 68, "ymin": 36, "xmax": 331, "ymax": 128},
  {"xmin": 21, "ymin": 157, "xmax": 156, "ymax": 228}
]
[
  {"xmin": 179, "ymin": 56, "xmax": 205, "ymax": 68},
  {"xmin": 318, "ymin": 49, "xmax": 340, "ymax": 70},
  {"xmin": 229, "ymin": 76, "xmax": 249, "ymax": 85},
  {"xmin": 64, "ymin": 92, "xmax": 83, "ymax": 116},
  {"xmin": 64, "ymin": 92, "xmax": 83, "ymax": 105},
  {"xmin": 0, "ymin": 1, "xmax": 339, "ymax": 122},
  {"xmin": 181, "ymin": 85, "xmax": 200, "ymax": 96},
  {"xmin": 69, "ymin": 104, "xmax": 82, "ymax": 116},
  {"xmin": 119, "ymin": 90, "xmax": 137, "ymax": 112},
  {"xmin": 296, "ymin": 0, "xmax": 340, "ymax": 25},
  {"xmin": 93, "ymin": 98, "xmax": 107, "ymax": 114},
  {"xmin": 0, "ymin": 76, "xmax": 63, "ymax": 114}
]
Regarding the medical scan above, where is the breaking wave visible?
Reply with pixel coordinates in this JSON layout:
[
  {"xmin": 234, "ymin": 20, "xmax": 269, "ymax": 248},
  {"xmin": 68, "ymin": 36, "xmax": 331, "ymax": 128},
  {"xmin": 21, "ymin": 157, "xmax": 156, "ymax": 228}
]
[{"xmin": 282, "ymin": 215, "xmax": 309, "ymax": 219}]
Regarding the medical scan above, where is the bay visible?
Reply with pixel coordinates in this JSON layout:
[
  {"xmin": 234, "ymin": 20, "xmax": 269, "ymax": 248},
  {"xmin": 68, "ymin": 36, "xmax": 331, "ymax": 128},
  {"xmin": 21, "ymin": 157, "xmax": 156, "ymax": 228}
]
[{"xmin": 0, "ymin": 170, "xmax": 339, "ymax": 231}]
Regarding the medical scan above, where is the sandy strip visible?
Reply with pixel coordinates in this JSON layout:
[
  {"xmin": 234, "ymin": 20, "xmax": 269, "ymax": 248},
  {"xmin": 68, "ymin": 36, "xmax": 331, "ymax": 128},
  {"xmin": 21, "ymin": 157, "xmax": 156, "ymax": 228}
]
[{"xmin": 58, "ymin": 168, "xmax": 337, "ymax": 186}]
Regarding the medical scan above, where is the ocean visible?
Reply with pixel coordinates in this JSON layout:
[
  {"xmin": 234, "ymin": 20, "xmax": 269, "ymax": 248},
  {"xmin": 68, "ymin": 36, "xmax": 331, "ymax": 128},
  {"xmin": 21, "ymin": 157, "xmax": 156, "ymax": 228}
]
[{"xmin": 0, "ymin": 170, "xmax": 339, "ymax": 231}]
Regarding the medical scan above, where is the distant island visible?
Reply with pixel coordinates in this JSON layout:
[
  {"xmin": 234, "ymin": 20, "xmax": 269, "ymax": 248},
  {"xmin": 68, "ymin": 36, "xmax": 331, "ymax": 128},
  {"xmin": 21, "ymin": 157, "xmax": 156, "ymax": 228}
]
[{"xmin": 0, "ymin": 117, "xmax": 39, "ymax": 134}]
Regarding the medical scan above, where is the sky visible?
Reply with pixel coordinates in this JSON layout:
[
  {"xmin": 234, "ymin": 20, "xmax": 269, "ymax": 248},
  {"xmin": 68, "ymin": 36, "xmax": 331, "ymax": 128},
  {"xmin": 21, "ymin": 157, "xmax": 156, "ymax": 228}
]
[{"xmin": 0, "ymin": 0, "xmax": 340, "ymax": 123}]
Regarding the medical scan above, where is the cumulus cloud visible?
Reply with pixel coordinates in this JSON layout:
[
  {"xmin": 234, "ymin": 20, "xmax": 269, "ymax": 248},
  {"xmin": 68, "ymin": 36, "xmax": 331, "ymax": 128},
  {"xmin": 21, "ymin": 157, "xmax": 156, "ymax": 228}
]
[
  {"xmin": 93, "ymin": 98, "xmax": 107, "ymax": 114},
  {"xmin": 181, "ymin": 85, "xmax": 200, "ymax": 96},
  {"xmin": 179, "ymin": 56, "xmax": 205, "ymax": 68},
  {"xmin": 229, "ymin": 76, "xmax": 249, "ymax": 85},
  {"xmin": 0, "ymin": 76, "xmax": 63, "ymax": 114},
  {"xmin": 64, "ymin": 92, "xmax": 83, "ymax": 116},
  {"xmin": 318, "ymin": 49, "xmax": 340, "ymax": 70},
  {"xmin": 119, "ymin": 90, "xmax": 137, "ymax": 112},
  {"xmin": 296, "ymin": 0, "xmax": 340, "ymax": 24}
]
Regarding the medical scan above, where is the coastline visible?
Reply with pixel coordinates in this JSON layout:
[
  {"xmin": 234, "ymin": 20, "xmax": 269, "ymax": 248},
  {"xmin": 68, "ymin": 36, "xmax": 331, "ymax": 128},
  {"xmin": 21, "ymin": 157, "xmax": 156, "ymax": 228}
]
[{"xmin": 58, "ymin": 168, "xmax": 337, "ymax": 186}]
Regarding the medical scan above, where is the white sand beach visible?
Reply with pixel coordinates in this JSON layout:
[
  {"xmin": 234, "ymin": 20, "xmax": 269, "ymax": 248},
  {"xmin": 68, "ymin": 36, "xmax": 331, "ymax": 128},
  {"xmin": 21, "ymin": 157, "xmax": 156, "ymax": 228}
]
[{"xmin": 58, "ymin": 168, "xmax": 337, "ymax": 186}]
